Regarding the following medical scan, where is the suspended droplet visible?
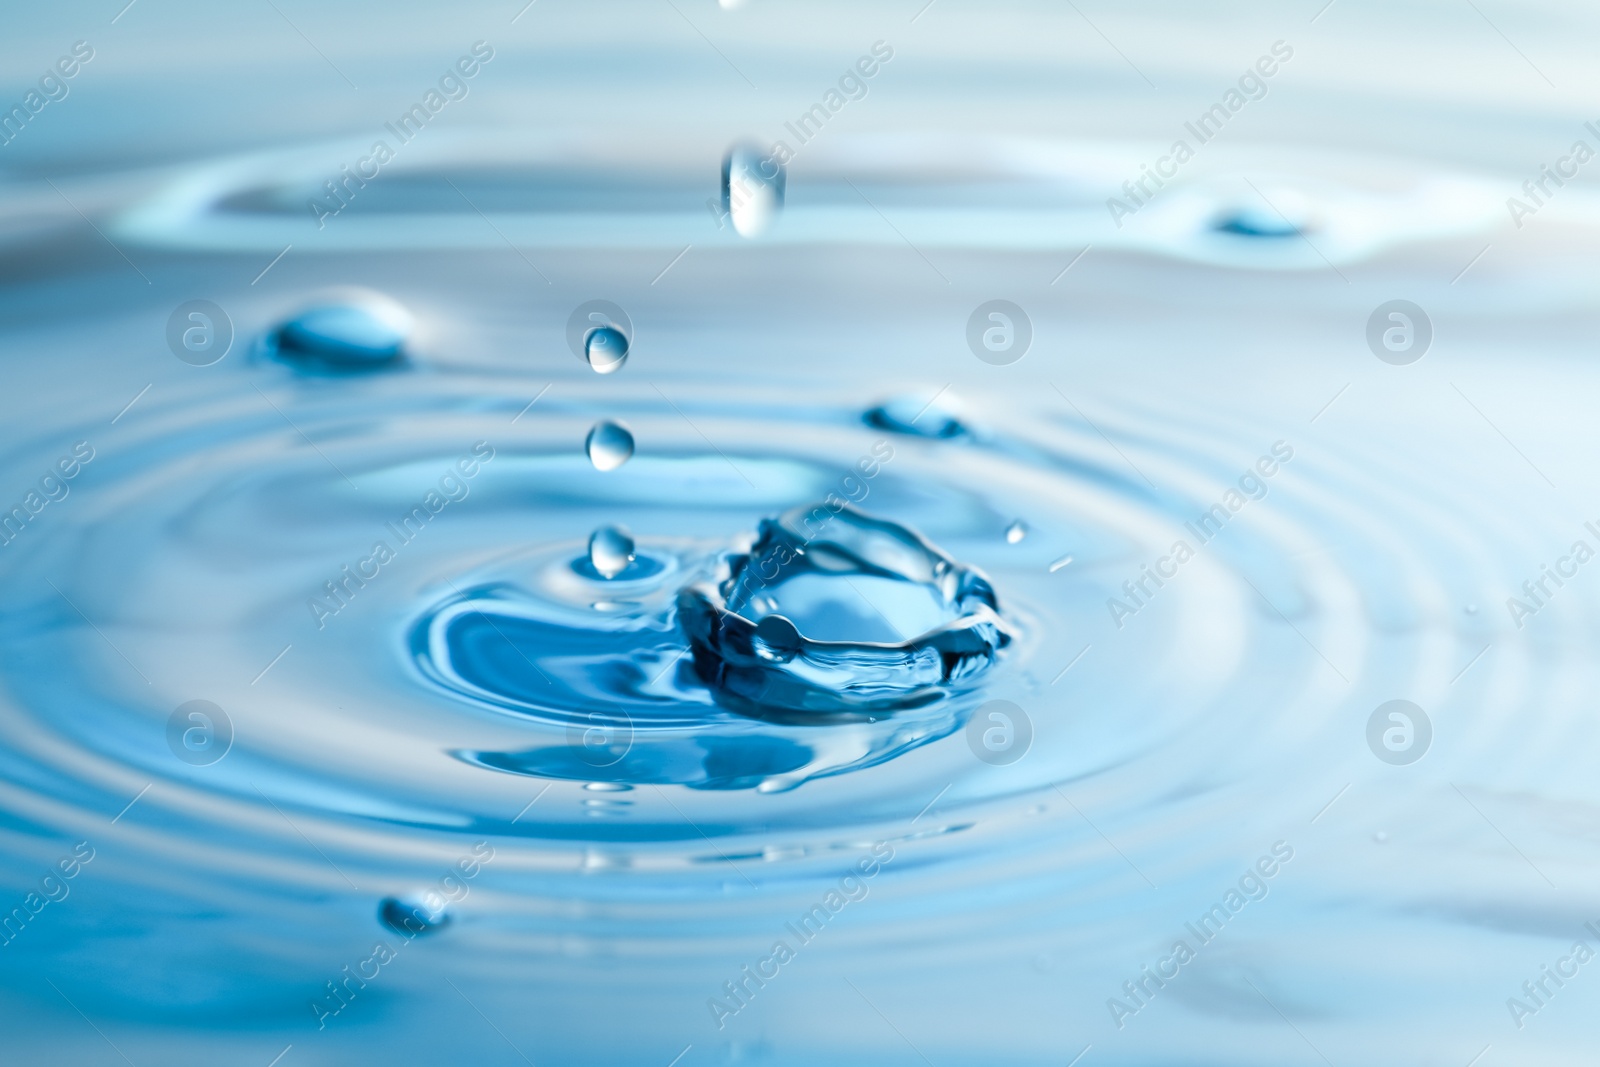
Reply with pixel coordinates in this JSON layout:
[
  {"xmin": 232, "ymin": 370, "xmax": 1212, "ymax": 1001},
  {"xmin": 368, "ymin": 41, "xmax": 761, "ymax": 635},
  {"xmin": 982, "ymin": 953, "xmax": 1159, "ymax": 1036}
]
[
  {"xmin": 585, "ymin": 420, "xmax": 635, "ymax": 471},
  {"xmin": 1004, "ymin": 520, "xmax": 1028, "ymax": 544},
  {"xmin": 588, "ymin": 525, "xmax": 636, "ymax": 579},
  {"xmin": 721, "ymin": 142, "xmax": 785, "ymax": 238},
  {"xmin": 584, "ymin": 326, "xmax": 629, "ymax": 374},
  {"xmin": 270, "ymin": 291, "xmax": 412, "ymax": 368},
  {"xmin": 378, "ymin": 894, "xmax": 450, "ymax": 936},
  {"xmin": 1464, "ymin": 603, "xmax": 1479, "ymax": 615}
]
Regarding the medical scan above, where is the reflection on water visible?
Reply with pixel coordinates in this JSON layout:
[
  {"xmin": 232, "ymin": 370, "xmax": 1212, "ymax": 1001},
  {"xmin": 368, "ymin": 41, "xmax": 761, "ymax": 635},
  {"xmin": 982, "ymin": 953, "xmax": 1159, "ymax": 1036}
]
[{"xmin": 3, "ymin": 1, "xmax": 1600, "ymax": 1064}]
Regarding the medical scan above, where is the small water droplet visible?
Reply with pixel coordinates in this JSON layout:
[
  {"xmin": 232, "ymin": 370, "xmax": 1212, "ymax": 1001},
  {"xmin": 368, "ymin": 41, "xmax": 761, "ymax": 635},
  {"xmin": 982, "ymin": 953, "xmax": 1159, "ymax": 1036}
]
[
  {"xmin": 864, "ymin": 393, "xmax": 967, "ymax": 438},
  {"xmin": 271, "ymin": 291, "xmax": 412, "ymax": 368},
  {"xmin": 1005, "ymin": 520, "xmax": 1028, "ymax": 544},
  {"xmin": 1374, "ymin": 830, "xmax": 1389, "ymax": 844},
  {"xmin": 378, "ymin": 894, "xmax": 450, "ymax": 936},
  {"xmin": 1464, "ymin": 603, "xmax": 1479, "ymax": 615},
  {"xmin": 588, "ymin": 525, "xmax": 636, "ymax": 580},
  {"xmin": 1212, "ymin": 190, "xmax": 1317, "ymax": 239},
  {"xmin": 585, "ymin": 420, "xmax": 635, "ymax": 471},
  {"xmin": 1213, "ymin": 210, "xmax": 1302, "ymax": 238},
  {"xmin": 721, "ymin": 142, "xmax": 785, "ymax": 238},
  {"xmin": 1048, "ymin": 553, "xmax": 1073, "ymax": 573},
  {"xmin": 584, "ymin": 326, "xmax": 629, "ymax": 374}
]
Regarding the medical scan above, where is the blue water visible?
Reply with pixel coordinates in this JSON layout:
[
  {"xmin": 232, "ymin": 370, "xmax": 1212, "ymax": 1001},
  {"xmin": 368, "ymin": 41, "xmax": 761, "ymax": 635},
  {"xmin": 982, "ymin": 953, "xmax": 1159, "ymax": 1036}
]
[{"xmin": 4, "ymin": 2, "xmax": 1600, "ymax": 1064}]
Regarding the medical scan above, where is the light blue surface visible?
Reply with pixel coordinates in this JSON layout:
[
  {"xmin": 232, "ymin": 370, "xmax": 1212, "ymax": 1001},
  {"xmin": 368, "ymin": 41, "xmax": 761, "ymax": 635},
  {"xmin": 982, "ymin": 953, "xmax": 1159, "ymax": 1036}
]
[{"xmin": 1, "ymin": 2, "xmax": 1599, "ymax": 1064}]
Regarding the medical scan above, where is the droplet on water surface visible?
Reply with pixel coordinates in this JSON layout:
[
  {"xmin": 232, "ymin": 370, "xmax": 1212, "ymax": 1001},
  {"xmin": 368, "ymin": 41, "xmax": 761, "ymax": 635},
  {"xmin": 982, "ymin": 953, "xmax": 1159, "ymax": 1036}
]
[
  {"xmin": 1005, "ymin": 520, "xmax": 1028, "ymax": 544},
  {"xmin": 585, "ymin": 420, "xmax": 635, "ymax": 471},
  {"xmin": 1212, "ymin": 190, "xmax": 1317, "ymax": 239},
  {"xmin": 378, "ymin": 894, "xmax": 450, "ymax": 936},
  {"xmin": 269, "ymin": 291, "xmax": 412, "ymax": 368},
  {"xmin": 864, "ymin": 393, "xmax": 968, "ymax": 439},
  {"xmin": 585, "ymin": 326, "xmax": 629, "ymax": 374},
  {"xmin": 721, "ymin": 142, "xmax": 785, "ymax": 238},
  {"xmin": 588, "ymin": 525, "xmax": 636, "ymax": 579}
]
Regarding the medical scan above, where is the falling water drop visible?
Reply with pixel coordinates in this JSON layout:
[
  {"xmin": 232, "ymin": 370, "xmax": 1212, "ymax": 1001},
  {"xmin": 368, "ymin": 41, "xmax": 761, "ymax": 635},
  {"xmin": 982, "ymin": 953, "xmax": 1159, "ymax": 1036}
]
[
  {"xmin": 721, "ymin": 143, "xmax": 785, "ymax": 238},
  {"xmin": 269, "ymin": 291, "xmax": 412, "ymax": 368},
  {"xmin": 585, "ymin": 420, "xmax": 635, "ymax": 471},
  {"xmin": 1005, "ymin": 520, "xmax": 1028, "ymax": 544},
  {"xmin": 584, "ymin": 326, "xmax": 629, "ymax": 374},
  {"xmin": 588, "ymin": 525, "xmax": 636, "ymax": 579}
]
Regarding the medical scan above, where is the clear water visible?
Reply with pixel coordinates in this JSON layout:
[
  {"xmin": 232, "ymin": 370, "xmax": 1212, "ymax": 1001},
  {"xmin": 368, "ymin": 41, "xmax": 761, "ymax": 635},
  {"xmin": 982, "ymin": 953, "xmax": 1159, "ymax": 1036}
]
[
  {"xmin": 3, "ymin": 2, "xmax": 1599, "ymax": 1064},
  {"xmin": 585, "ymin": 419, "xmax": 636, "ymax": 471},
  {"xmin": 585, "ymin": 522, "xmax": 637, "ymax": 579}
]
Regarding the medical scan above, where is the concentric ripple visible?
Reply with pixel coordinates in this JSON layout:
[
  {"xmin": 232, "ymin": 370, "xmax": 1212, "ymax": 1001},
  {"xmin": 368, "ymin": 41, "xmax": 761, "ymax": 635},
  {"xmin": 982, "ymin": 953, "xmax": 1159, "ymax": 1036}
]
[{"xmin": 3, "ymin": 121, "xmax": 1599, "ymax": 1064}]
